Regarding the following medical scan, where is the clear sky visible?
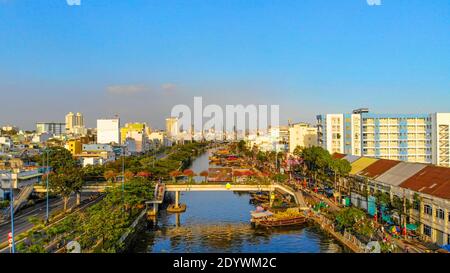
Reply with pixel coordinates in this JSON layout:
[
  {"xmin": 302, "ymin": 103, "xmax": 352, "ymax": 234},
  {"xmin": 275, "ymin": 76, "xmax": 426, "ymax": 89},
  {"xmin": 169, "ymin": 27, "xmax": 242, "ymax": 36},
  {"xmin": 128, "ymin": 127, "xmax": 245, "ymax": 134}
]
[{"xmin": 0, "ymin": 0, "xmax": 449, "ymax": 130}]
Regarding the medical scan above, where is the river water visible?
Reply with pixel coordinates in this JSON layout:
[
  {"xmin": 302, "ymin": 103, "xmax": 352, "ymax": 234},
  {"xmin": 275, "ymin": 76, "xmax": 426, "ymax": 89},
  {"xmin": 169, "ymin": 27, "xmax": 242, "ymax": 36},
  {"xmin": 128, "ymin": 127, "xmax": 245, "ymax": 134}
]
[{"xmin": 132, "ymin": 150, "xmax": 346, "ymax": 253}]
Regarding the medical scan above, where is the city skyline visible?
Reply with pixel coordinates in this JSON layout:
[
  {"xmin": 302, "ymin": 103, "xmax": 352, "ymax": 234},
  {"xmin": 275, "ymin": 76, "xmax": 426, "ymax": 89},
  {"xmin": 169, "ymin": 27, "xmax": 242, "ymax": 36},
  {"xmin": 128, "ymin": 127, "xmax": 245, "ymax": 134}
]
[{"xmin": 1, "ymin": 0, "xmax": 449, "ymax": 129}]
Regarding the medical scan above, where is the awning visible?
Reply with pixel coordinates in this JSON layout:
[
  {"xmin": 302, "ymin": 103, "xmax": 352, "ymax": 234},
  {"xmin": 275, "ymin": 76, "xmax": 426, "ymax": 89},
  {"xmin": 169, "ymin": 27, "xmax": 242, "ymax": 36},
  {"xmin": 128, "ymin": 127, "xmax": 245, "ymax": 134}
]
[
  {"xmin": 406, "ymin": 224, "xmax": 418, "ymax": 231},
  {"xmin": 251, "ymin": 211, "xmax": 273, "ymax": 218}
]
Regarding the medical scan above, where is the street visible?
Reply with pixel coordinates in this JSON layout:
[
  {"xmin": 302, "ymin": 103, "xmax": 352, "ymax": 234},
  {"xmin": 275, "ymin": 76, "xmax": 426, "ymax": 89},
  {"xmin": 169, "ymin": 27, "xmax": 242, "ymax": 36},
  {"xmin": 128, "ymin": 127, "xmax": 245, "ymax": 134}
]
[{"xmin": 0, "ymin": 192, "xmax": 97, "ymax": 249}]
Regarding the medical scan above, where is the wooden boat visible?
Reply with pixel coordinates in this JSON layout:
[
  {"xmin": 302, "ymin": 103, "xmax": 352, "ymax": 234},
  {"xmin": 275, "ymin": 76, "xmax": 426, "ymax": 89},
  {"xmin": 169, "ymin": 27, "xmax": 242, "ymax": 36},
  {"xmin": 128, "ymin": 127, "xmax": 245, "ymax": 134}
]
[
  {"xmin": 167, "ymin": 203, "xmax": 187, "ymax": 213},
  {"xmin": 256, "ymin": 216, "xmax": 307, "ymax": 227},
  {"xmin": 251, "ymin": 208, "xmax": 308, "ymax": 228}
]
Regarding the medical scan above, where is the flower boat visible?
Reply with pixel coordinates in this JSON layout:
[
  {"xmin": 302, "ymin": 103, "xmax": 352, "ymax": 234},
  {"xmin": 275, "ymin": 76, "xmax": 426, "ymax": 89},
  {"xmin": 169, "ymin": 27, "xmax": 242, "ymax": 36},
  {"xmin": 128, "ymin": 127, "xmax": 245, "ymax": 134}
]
[{"xmin": 251, "ymin": 207, "xmax": 307, "ymax": 228}]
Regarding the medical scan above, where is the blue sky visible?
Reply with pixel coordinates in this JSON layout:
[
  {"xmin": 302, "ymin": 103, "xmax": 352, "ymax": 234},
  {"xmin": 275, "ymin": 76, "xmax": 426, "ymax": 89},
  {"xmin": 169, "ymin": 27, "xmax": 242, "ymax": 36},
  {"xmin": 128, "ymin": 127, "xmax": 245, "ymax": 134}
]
[{"xmin": 0, "ymin": 0, "xmax": 449, "ymax": 129}]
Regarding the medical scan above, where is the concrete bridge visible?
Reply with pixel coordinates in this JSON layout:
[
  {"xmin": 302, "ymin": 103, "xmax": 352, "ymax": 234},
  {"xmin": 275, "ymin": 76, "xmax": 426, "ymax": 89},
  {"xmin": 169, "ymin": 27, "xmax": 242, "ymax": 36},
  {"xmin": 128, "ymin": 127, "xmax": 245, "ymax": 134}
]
[
  {"xmin": 165, "ymin": 183, "xmax": 308, "ymax": 209},
  {"xmin": 34, "ymin": 182, "xmax": 308, "ymax": 214}
]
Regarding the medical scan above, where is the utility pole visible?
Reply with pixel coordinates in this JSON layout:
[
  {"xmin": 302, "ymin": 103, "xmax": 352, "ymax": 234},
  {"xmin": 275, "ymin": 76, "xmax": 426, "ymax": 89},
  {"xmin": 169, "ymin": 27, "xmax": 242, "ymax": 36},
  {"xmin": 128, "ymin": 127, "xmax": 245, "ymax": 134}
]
[
  {"xmin": 9, "ymin": 172, "xmax": 15, "ymax": 253},
  {"xmin": 122, "ymin": 147, "xmax": 125, "ymax": 201},
  {"xmin": 46, "ymin": 149, "xmax": 49, "ymax": 224},
  {"xmin": 403, "ymin": 189, "xmax": 407, "ymax": 239}
]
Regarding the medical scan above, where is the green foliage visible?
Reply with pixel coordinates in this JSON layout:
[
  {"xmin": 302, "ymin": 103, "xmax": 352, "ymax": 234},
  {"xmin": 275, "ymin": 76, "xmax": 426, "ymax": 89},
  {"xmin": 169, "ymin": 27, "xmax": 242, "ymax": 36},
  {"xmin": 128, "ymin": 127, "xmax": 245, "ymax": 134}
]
[
  {"xmin": 374, "ymin": 191, "xmax": 391, "ymax": 207},
  {"xmin": 43, "ymin": 147, "xmax": 84, "ymax": 211},
  {"xmin": 335, "ymin": 207, "xmax": 367, "ymax": 232},
  {"xmin": 272, "ymin": 173, "xmax": 289, "ymax": 183},
  {"xmin": 82, "ymin": 164, "xmax": 106, "ymax": 181},
  {"xmin": 17, "ymin": 142, "xmax": 205, "ymax": 253},
  {"xmin": 0, "ymin": 200, "xmax": 10, "ymax": 209},
  {"xmin": 237, "ymin": 140, "xmax": 247, "ymax": 153},
  {"xmin": 46, "ymin": 147, "xmax": 80, "ymax": 171},
  {"xmin": 47, "ymin": 167, "xmax": 83, "ymax": 211}
]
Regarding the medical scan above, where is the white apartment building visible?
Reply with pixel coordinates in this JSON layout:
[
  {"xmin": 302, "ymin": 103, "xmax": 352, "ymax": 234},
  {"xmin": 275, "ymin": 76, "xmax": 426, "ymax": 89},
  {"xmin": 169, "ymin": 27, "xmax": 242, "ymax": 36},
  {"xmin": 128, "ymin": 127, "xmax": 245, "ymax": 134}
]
[
  {"xmin": 97, "ymin": 118, "xmax": 120, "ymax": 144},
  {"xmin": 432, "ymin": 113, "xmax": 450, "ymax": 167},
  {"xmin": 317, "ymin": 109, "xmax": 450, "ymax": 167},
  {"xmin": 288, "ymin": 123, "xmax": 318, "ymax": 154}
]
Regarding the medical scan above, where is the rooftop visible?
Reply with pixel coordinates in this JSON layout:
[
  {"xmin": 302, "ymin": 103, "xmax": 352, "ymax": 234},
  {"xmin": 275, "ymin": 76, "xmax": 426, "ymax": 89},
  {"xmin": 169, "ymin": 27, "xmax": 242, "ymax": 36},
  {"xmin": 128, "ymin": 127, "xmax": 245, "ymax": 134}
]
[{"xmin": 400, "ymin": 166, "xmax": 450, "ymax": 200}]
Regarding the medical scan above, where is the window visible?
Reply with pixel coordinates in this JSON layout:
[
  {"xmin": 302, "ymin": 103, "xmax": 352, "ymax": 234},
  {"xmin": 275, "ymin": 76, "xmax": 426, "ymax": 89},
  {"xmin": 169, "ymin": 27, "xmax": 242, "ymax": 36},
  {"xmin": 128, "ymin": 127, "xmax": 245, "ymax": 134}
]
[
  {"xmin": 423, "ymin": 225, "xmax": 432, "ymax": 237},
  {"xmin": 436, "ymin": 209, "xmax": 445, "ymax": 220},
  {"xmin": 448, "ymin": 212, "xmax": 450, "ymax": 222},
  {"xmin": 413, "ymin": 201, "xmax": 420, "ymax": 211},
  {"xmin": 424, "ymin": 204, "xmax": 433, "ymax": 215}
]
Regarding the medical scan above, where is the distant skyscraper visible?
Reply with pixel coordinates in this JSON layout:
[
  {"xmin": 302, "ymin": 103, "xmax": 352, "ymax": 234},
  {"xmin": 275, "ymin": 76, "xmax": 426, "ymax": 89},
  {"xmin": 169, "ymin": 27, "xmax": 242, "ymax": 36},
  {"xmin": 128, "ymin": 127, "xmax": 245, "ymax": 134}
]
[
  {"xmin": 75, "ymin": 112, "xmax": 84, "ymax": 127},
  {"xmin": 97, "ymin": 118, "xmax": 120, "ymax": 144},
  {"xmin": 65, "ymin": 112, "xmax": 75, "ymax": 132},
  {"xmin": 65, "ymin": 112, "xmax": 85, "ymax": 134}
]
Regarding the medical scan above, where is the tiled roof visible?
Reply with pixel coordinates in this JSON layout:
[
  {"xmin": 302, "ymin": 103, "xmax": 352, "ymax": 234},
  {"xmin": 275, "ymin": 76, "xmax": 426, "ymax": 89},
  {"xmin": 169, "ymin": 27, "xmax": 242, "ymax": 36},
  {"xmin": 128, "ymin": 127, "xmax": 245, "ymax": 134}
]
[
  {"xmin": 374, "ymin": 162, "xmax": 427, "ymax": 187},
  {"xmin": 350, "ymin": 157, "xmax": 379, "ymax": 175},
  {"xmin": 332, "ymin": 153, "xmax": 346, "ymax": 159},
  {"xmin": 400, "ymin": 166, "xmax": 450, "ymax": 200},
  {"xmin": 358, "ymin": 159, "xmax": 401, "ymax": 179}
]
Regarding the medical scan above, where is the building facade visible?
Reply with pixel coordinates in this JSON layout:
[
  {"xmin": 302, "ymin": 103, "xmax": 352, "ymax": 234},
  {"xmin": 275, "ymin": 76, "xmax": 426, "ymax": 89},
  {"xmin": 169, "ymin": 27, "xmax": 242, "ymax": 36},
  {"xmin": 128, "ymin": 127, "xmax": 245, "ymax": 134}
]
[
  {"xmin": 344, "ymin": 154, "xmax": 450, "ymax": 246},
  {"xmin": 65, "ymin": 112, "xmax": 85, "ymax": 135},
  {"xmin": 288, "ymin": 123, "xmax": 318, "ymax": 154},
  {"xmin": 166, "ymin": 117, "xmax": 179, "ymax": 139},
  {"xmin": 97, "ymin": 119, "xmax": 120, "ymax": 144},
  {"xmin": 318, "ymin": 110, "xmax": 450, "ymax": 167},
  {"xmin": 36, "ymin": 122, "xmax": 65, "ymax": 136}
]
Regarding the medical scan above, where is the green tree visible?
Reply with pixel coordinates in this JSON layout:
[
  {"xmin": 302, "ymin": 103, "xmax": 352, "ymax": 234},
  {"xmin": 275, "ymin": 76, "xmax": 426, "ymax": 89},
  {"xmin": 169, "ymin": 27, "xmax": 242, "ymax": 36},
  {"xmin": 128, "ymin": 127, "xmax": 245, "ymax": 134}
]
[
  {"xmin": 48, "ymin": 166, "xmax": 83, "ymax": 211},
  {"xmin": 335, "ymin": 207, "xmax": 367, "ymax": 233},
  {"xmin": 46, "ymin": 147, "xmax": 79, "ymax": 172}
]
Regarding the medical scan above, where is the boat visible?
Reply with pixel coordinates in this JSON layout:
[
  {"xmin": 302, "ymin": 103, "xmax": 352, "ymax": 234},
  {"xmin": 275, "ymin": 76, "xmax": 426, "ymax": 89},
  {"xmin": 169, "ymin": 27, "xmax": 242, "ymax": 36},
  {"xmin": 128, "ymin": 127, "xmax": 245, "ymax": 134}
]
[
  {"xmin": 167, "ymin": 203, "xmax": 187, "ymax": 213},
  {"xmin": 250, "ymin": 193, "xmax": 269, "ymax": 203},
  {"xmin": 251, "ymin": 207, "xmax": 308, "ymax": 228},
  {"xmin": 256, "ymin": 216, "xmax": 307, "ymax": 227}
]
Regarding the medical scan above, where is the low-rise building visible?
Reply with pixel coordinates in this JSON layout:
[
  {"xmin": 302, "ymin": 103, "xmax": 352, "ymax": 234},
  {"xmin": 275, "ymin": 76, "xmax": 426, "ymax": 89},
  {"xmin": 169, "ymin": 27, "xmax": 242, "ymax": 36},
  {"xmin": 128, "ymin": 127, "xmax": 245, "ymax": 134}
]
[
  {"xmin": 0, "ymin": 136, "xmax": 12, "ymax": 152},
  {"xmin": 342, "ymin": 154, "xmax": 450, "ymax": 246},
  {"xmin": 0, "ymin": 168, "xmax": 43, "ymax": 199},
  {"xmin": 74, "ymin": 144, "xmax": 116, "ymax": 167}
]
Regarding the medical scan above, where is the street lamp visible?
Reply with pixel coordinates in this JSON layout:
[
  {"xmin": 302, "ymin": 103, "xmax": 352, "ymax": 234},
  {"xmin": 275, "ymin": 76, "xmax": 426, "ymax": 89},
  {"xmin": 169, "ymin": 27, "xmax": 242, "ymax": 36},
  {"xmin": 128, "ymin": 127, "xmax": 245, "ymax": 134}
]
[
  {"xmin": 122, "ymin": 147, "xmax": 125, "ymax": 201},
  {"xmin": 45, "ymin": 149, "xmax": 49, "ymax": 224},
  {"xmin": 8, "ymin": 171, "xmax": 15, "ymax": 253}
]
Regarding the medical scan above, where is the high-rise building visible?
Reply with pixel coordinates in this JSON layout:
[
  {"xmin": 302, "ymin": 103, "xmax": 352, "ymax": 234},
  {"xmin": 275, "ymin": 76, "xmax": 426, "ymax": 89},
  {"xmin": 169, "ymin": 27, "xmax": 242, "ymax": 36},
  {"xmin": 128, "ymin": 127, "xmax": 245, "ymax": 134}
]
[
  {"xmin": 97, "ymin": 118, "xmax": 120, "ymax": 144},
  {"xmin": 65, "ymin": 112, "xmax": 75, "ymax": 132},
  {"xmin": 166, "ymin": 117, "xmax": 179, "ymax": 138},
  {"xmin": 317, "ymin": 109, "xmax": 450, "ymax": 167},
  {"xmin": 65, "ymin": 112, "xmax": 85, "ymax": 134},
  {"xmin": 432, "ymin": 113, "xmax": 450, "ymax": 167},
  {"xmin": 288, "ymin": 123, "xmax": 318, "ymax": 154},
  {"xmin": 75, "ymin": 112, "xmax": 84, "ymax": 127}
]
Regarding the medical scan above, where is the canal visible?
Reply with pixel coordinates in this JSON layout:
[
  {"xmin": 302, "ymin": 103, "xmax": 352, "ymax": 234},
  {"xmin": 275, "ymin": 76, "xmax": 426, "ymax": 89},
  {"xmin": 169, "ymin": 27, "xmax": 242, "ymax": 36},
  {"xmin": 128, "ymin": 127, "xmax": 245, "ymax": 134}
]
[{"xmin": 132, "ymin": 150, "xmax": 347, "ymax": 253}]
